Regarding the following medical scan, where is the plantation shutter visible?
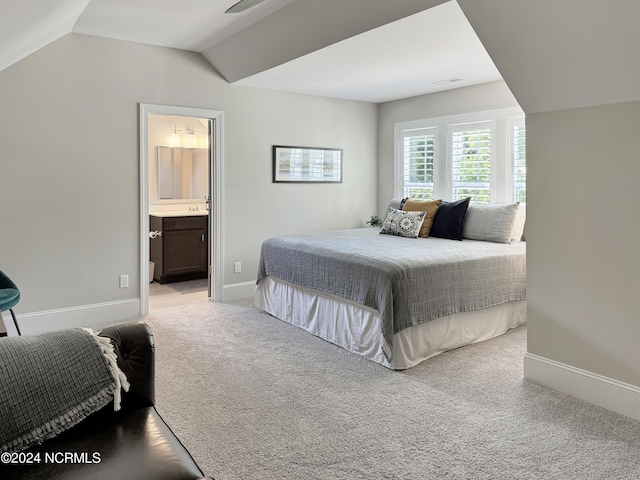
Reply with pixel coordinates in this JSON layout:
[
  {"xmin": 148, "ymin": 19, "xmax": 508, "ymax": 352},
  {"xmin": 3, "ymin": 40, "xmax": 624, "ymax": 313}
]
[
  {"xmin": 402, "ymin": 127, "xmax": 437, "ymax": 200},
  {"xmin": 450, "ymin": 121, "xmax": 493, "ymax": 204},
  {"xmin": 513, "ymin": 117, "xmax": 526, "ymax": 203}
]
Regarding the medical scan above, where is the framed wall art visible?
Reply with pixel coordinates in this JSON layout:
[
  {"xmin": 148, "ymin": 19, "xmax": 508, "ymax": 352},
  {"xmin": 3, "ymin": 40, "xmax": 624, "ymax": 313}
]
[{"xmin": 273, "ymin": 145, "xmax": 343, "ymax": 183}]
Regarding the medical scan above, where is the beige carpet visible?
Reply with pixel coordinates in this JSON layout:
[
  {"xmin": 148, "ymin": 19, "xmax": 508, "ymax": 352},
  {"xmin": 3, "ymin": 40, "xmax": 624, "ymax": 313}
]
[{"xmin": 143, "ymin": 300, "xmax": 640, "ymax": 480}]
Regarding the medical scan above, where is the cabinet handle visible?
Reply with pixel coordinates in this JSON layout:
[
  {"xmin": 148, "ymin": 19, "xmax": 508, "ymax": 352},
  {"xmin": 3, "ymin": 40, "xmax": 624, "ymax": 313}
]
[{"xmin": 201, "ymin": 234, "xmax": 205, "ymax": 241}]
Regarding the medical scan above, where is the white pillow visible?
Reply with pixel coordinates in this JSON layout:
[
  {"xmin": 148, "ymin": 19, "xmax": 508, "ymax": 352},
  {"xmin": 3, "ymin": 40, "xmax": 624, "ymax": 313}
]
[
  {"xmin": 511, "ymin": 203, "xmax": 526, "ymax": 242},
  {"xmin": 380, "ymin": 207, "xmax": 426, "ymax": 239},
  {"xmin": 462, "ymin": 203, "xmax": 521, "ymax": 244}
]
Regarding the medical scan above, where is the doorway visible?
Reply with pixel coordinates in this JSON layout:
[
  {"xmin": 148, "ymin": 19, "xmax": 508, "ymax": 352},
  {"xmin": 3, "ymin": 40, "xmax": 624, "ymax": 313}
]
[{"xmin": 139, "ymin": 104, "xmax": 223, "ymax": 316}]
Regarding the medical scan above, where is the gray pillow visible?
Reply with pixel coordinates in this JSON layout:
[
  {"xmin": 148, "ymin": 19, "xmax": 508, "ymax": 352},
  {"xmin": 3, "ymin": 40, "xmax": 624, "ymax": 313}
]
[
  {"xmin": 462, "ymin": 203, "xmax": 520, "ymax": 243},
  {"xmin": 387, "ymin": 198, "xmax": 405, "ymax": 210}
]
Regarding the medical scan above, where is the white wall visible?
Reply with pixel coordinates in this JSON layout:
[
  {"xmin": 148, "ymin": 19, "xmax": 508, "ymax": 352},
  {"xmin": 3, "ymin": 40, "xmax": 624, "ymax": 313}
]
[
  {"xmin": 376, "ymin": 80, "xmax": 520, "ymax": 215},
  {"xmin": 526, "ymin": 101, "xmax": 640, "ymax": 387},
  {"xmin": 0, "ymin": 33, "xmax": 377, "ymax": 333}
]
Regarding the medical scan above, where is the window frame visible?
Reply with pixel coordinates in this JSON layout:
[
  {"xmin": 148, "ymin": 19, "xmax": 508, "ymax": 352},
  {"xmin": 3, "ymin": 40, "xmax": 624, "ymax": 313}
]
[{"xmin": 394, "ymin": 107, "xmax": 525, "ymax": 204}]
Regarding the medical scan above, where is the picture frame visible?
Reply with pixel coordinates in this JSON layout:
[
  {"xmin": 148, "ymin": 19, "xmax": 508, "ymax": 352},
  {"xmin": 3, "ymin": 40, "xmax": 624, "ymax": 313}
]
[{"xmin": 273, "ymin": 145, "xmax": 343, "ymax": 183}]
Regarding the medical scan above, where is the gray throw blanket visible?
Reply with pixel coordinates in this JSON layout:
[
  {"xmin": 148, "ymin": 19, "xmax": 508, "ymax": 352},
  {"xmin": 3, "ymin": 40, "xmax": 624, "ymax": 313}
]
[
  {"xmin": 0, "ymin": 328, "xmax": 129, "ymax": 453},
  {"xmin": 257, "ymin": 228, "xmax": 526, "ymax": 361}
]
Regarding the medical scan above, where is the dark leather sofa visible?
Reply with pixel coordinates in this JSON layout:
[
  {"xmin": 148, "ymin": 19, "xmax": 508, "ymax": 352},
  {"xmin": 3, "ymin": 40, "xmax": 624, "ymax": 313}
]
[{"xmin": 0, "ymin": 322, "xmax": 212, "ymax": 480}]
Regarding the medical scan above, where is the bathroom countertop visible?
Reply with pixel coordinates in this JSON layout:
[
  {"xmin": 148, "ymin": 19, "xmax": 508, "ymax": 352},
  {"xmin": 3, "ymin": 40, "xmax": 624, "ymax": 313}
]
[{"xmin": 149, "ymin": 211, "xmax": 208, "ymax": 217}]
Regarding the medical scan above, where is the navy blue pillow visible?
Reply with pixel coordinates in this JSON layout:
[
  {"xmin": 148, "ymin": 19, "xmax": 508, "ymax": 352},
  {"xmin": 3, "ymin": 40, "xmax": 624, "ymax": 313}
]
[{"xmin": 429, "ymin": 197, "xmax": 471, "ymax": 240}]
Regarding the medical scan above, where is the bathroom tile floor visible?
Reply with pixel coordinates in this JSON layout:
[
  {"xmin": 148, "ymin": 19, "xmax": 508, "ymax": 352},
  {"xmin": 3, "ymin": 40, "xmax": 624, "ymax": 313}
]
[{"xmin": 149, "ymin": 281, "xmax": 209, "ymax": 311}]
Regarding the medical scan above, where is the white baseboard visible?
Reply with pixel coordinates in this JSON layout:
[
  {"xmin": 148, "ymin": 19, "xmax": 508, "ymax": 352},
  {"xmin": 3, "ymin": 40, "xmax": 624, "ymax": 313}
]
[
  {"xmin": 524, "ymin": 353, "xmax": 640, "ymax": 422},
  {"xmin": 222, "ymin": 281, "xmax": 255, "ymax": 302},
  {"xmin": 3, "ymin": 299, "xmax": 141, "ymax": 336}
]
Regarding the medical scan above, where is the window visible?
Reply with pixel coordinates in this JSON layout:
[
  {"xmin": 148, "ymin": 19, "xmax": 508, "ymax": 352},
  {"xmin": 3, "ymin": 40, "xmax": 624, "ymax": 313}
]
[
  {"xmin": 450, "ymin": 121, "xmax": 493, "ymax": 204},
  {"xmin": 513, "ymin": 117, "xmax": 526, "ymax": 203},
  {"xmin": 395, "ymin": 108, "xmax": 525, "ymax": 204},
  {"xmin": 402, "ymin": 127, "xmax": 436, "ymax": 200}
]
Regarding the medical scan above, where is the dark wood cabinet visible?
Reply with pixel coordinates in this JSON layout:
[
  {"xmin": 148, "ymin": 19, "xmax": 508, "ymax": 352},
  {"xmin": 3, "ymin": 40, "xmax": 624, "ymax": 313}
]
[{"xmin": 150, "ymin": 214, "xmax": 208, "ymax": 284}]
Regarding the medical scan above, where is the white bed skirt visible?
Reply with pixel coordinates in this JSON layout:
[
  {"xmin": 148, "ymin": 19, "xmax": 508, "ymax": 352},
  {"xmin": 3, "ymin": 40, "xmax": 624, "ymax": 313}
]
[{"xmin": 255, "ymin": 276, "xmax": 526, "ymax": 370}]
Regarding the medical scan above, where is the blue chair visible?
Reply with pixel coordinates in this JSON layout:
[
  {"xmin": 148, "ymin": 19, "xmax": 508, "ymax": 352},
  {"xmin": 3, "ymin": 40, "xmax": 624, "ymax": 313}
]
[{"xmin": 0, "ymin": 269, "xmax": 21, "ymax": 335}]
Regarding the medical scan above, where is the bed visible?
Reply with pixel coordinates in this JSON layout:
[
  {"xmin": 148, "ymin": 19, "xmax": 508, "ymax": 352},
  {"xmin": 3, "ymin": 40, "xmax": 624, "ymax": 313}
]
[{"xmin": 255, "ymin": 199, "xmax": 526, "ymax": 370}]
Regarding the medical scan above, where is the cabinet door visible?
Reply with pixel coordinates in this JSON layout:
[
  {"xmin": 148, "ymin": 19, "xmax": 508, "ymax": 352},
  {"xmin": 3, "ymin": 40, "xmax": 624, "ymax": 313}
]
[{"xmin": 163, "ymin": 228, "xmax": 207, "ymax": 277}]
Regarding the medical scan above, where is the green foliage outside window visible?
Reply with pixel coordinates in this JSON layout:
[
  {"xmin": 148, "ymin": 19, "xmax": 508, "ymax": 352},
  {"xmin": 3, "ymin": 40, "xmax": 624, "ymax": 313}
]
[
  {"xmin": 400, "ymin": 113, "xmax": 525, "ymax": 205},
  {"xmin": 452, "ymin": 130, "xmax": 491, "ymax": 204},
  {"xmin": 514, "ymin": 124, "xmax": 526, "ymax": 203},
  {"xmin": 404, "ymin": 135, "xmax": 434, "ymax": 200}
]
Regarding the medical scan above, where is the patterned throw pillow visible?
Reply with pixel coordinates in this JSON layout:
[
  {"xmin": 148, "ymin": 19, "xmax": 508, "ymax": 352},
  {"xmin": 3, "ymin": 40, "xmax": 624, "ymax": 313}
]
[{"xmin": 380, "ymin": 207, "xmax": 426, "ymax": 238}]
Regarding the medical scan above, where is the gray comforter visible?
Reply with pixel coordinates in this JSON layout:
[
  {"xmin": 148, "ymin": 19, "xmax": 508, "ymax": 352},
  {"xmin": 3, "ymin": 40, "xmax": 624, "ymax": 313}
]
[{"xmin": 257, "ymin": 228, "xmax": 526, "ymax": 361}]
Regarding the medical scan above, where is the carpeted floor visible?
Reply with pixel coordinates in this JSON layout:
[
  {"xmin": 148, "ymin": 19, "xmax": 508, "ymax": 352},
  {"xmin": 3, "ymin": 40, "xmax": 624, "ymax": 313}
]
[{"xmin": 143, "ymin": 300, "xmax": 640, "ymax": 480}]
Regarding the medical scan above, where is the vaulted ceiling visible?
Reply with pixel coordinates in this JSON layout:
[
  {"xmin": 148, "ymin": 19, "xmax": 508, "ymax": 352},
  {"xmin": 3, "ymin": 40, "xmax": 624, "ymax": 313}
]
[
  {"xmin": 0, "ymin": 0, "xmax": 502, "ymax": 103},
  {"xmin": 2, "ymin": 0, "xmax": 638, "ymax": 110},
  {"xmin": 456, "ymin": 0, "xmax": 640, "ymax": 113}
]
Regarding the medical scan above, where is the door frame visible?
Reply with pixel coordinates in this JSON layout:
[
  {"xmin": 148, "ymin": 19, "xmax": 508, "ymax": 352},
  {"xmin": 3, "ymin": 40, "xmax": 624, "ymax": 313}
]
[{"xmin": 139, "ymin": 103, "xmax": 224, "ymax": 315}]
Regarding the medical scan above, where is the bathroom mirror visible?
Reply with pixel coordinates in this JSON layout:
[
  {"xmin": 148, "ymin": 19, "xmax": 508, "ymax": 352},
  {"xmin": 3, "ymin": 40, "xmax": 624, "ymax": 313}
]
[{"xmin": 157, "ymin": 146, "xmax": 208, "ymax": 200}]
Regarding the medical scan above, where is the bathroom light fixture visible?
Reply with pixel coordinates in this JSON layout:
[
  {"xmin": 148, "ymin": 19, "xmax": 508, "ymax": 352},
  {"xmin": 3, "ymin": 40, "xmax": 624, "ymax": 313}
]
[
  {"xmin": 186, "ymin": 126, "xmax": 199, "ymax": 148},
  {"xmin": 169, "ymin": 125, "xmax": 181, "ymax": 147},
  {"xmin": 168, "ymin": 125, "xmax": 207, "ymax": 148},
  {"xmin": 225, "ymin": 0, "xmax": 267, "ymax": 13}
]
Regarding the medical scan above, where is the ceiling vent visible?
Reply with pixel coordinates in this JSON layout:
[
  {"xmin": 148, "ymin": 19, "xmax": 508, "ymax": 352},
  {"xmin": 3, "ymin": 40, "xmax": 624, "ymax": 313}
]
[{"xmin": 433, "ymin": 77, "xmax": 465, "ymax": 85}]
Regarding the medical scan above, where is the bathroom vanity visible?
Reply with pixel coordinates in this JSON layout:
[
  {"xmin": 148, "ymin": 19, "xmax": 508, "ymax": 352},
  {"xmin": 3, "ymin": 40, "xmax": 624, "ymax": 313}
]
[{"xmin": 149, "ymin": 213, "xmax": 208, "ymax": 284}]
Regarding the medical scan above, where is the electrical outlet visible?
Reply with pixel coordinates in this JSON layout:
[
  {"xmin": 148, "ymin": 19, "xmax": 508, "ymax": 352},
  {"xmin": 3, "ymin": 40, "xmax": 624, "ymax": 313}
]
[
  {"xmin": 234, "ymin": 262, "xmax": 241, "ymax": 274},
  {"xmin": 119, "ymin": 275, "xmax": 129, "ymax": 288}
]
